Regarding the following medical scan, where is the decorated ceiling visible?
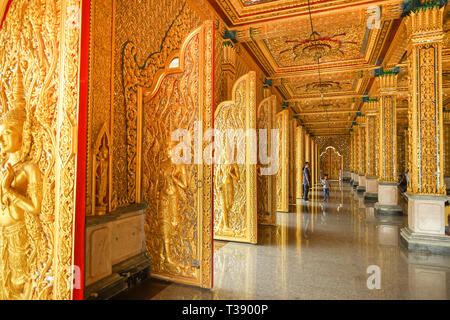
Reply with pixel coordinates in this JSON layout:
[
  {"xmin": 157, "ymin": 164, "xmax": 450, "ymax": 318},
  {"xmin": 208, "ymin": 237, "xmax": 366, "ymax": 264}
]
[{"xmin": 210, "ymin": 0, "xmax": 450, "ymax": 136}]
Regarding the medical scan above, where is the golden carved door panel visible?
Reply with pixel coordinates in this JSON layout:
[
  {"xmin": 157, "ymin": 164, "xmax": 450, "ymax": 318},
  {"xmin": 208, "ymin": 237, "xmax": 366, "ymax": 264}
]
[
  {"xmin": 214, "ymin": 72, "xmax": 257, "ymax": 244},
  {"xmin": 320, "ymin": 147, "xmax": 343, "ymax": 180},
  {"xmin": 257, "ymin": 95, "xmax": 277, "ymax": 225},
  {"xmin": 140, "ymin": 22, "xmax": 214, "ymax": 288}
]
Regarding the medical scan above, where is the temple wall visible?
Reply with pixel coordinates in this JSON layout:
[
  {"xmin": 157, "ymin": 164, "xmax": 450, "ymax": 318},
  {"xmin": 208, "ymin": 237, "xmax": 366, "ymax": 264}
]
[
  {"xmin": 315, "ymin": 136, "xmax": 351, "ymax": 171},
  {"xmin": 88, "ymin": 0, "xmax": 272, "ymax": 212}
]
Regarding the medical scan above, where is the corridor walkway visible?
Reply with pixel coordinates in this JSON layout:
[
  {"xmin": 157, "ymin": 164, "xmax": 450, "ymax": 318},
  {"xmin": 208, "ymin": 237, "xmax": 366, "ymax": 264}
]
[{"xmin": 117, "ymin": 182, "xmax": 450, "ymax": 300}]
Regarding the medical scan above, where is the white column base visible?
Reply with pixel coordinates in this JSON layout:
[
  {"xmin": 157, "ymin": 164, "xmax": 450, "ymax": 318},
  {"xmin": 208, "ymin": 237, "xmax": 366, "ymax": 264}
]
[
  {"xmin": 375, "ymin": 182, "xmax": 402, "ymax": 215},
  {"xmin": 400, "ymin": 194, "xmax": 450, "ymax": 255},
  {"xmin": 356, "ymin": 175, "xmax": 366, "ymax": 192},
  {"xmin": 406, "ymin": 193, "xmax": 446, "ymax": 235},
  {"xmin": 364, "ymin": 177, "xmax": 378, "ymax": 200}
]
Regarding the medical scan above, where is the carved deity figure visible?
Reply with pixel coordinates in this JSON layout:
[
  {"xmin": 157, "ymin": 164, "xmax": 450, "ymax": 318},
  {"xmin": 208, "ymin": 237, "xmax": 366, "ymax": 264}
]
[
  {"xmin": 158, "ymin": 139, "xmax": 188, "ymax": 267},
  {"xmin": 215, "ymin": 147, "xmax": 240, "ymax": 235},
  {"xmin": 95, "ymin": 138, "xmax": 109, "ymax": 214},
  {"xmin": 0, "ymin": 67, "xmax": 42, "ymax": 299}
]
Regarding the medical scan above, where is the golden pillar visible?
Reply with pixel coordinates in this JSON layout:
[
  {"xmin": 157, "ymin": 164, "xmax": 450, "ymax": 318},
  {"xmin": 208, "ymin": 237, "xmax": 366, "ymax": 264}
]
[
  {"xmin": 305, "ymin": 133, "xmax": 311, "ymax": 163},
  {"xmin": 295, "ymin": 126, "xmax": 305, "ymax": 199},
  {"xmin": 364, "ymin": 100, "xmax": 379, "ymax": 199},
  {"xmin": 276, "ymin": 109, "xmax": 292, "ymax": 212},
  {"xmin": 443, "ymin": 111, "xmax": 450, "ymax": 188},
  {"xmin": 353, "ymin": 125, "xmax": 361, "ymax": 188},
  {"xmin": 315, "ymin": 140, "xmax": 318, "ymax": 184},
  {"xmin": 401, "ymin": 6, "xmax": 448, "ymax": 243},
  {"xmin": 349, "ymin": 130, "xmax": 354, "ymax": 179},
  {"xmin": 289, "ymin": 119, "xmax": 297, "ymax": 203},
  {"xmin": 375, "ymin": 72, "xmax": 402, "ymax": 214},
  {"xmin": 311, "ymin": 139, "xmax": 316, "ymax": 189},
  {"xmin": 357, "ymin": 115, "xmax": 366, "ymax": 192}
]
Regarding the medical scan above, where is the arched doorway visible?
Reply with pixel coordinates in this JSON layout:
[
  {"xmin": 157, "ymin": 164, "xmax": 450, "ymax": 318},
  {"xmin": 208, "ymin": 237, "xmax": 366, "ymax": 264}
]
[{"xmin": 320, "ymin": 146, "xmax": 343, "ymax": 180}]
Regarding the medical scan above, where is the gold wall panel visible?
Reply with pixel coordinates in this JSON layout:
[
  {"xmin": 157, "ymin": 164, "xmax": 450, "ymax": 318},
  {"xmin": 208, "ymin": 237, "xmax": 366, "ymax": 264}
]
[
  {"xmin": 214, "ymin": 72, "xmax": 257, "ymax": 244},
  {"xmin": 117, "ymin": 0, "xmax": 202, "ymax": 206},
  {"xmin": 0, "ymin": 0, "xmax": 83, "ymax": 299},
  {"xmin": 276, "ymin": 109, "xmax": 291, "ymax": 212},
  {"xmin": 140, "ymin": 22, "xmax": 214, "ymax": 288},
  {"xmin": 315, "ymin": 135, "xmax": 351, "ymax": 172},
  {"xmin": 86, "ymin": 0, "xmax": 115, "ymax": 216},
  {"xmin": 257, "ymin": 95, "xmax": 277, "ymax": 226}
]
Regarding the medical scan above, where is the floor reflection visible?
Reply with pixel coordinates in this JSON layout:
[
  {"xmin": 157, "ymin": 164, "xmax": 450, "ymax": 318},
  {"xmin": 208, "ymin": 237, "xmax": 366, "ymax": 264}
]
[{"xmin": 116, "ymin": 182, "xmax": 450, "ymax": 300}]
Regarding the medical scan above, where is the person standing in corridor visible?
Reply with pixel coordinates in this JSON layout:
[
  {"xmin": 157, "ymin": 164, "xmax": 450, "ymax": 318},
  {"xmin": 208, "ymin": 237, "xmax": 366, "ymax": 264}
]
[{"xmin": 303, "ymin": 162, "xmax": 311, "ymax": 201}]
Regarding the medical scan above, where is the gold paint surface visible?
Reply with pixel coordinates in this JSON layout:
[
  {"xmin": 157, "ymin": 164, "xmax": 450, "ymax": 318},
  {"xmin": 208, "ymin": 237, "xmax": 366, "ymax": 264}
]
[
  {"xmin": 140, "ymin": 22, "xmax": 214, "ymax": 288},
  {"xmin": 214, "ymin": 72, "xmax": 257, "ymax": 244}
]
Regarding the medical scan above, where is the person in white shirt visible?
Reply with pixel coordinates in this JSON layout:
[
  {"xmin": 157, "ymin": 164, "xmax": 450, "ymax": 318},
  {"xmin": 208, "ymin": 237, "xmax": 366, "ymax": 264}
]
[{"xmin": 321, "ymin": 174, "xmax": 331, "ymax": 201}]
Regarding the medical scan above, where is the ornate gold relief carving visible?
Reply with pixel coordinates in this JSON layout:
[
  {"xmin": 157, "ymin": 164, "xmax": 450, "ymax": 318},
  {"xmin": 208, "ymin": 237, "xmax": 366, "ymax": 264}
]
[
  {"xmin": 120, "ymin": 1, "xmax": 202, "ymax": 205},
  {"xmin": 377, "ymin": 74, "xmax": 398, "ymax": 183},
  {"xmin": 276, "ymin": 109, "xmax": 291, "ymax": 213},
  {"xmin": 444, "ymin": 112, "xmax": 450, "ymax": 177},
  {"xmin": 406, "ymin": 6, "xmax": 446, "ymax": 195},
  {"xmin": 214, "ymin": 72, "xmax": 257, "ymax": 244},
  {"xmin": 87, "ymin": 0, "xmax": 115, "ymax": 216},
  {"xmin": 140, "ymin": 22, "xmax": 215, "ymax": 288},
  {"xmin": 91, "ymin": 124, "xmax": 112, "ymax": 216},
  {"xmin": 365, "ymin": 109, "xmax": 378, "ymax": 178},
  {"xmin": 257, "ymin": 95, "xmax": 277, "ymax": 225},
  {"xmin": 0, "ymin": 0, "xmax": 82, "ymax": 299}
]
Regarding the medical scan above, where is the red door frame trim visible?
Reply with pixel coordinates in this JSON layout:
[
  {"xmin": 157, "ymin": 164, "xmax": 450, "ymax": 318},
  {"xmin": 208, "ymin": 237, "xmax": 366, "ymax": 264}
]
[
  {"xmin": 74, "ymin": 0, "xmax": 90, "ymax": 300},
  {"xmin": 0, "ymin": 0, "xmax": 12, "ymax": 29}
]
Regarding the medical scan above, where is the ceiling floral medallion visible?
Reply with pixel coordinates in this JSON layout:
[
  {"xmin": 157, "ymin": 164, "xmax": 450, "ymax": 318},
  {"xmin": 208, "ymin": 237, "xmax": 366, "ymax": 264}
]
[
  {"xmin": 279, "ymin": 31, "xmax": 357, "ymax": 60},
  {"xmin": 302, "ymin": 80, "xmax": 343, "ymax": 92}
]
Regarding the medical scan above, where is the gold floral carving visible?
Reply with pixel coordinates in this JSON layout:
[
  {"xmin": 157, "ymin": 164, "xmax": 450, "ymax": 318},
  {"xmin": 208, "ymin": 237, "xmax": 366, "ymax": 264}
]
[
  {"xmin": 140, "ymin": 22, "xmax": 214, "ymax": 288},
  {"xmin": 120, "ymin": 1, "xmax": 202, "ymax": 205},
  {"xmin": 214, "ymin": 72, "xmax": 257, "ymax": 244},
  {"xmin": 91, "ymin": 123, "xmax": 112, "ymax": 216},
  {"xmin": 378, "ymin": 74, "xmax": 398, "ymax": 183},
  {"xmin": 354, "ymin": 126, "xmax": 360, "ymax": 175},
  {"xmin": 276, "ymin": 109, "xmax": 291, "ymax": 212},
  {"xmin": 87, "ymin": 0, "xmax": 115, "ymax": 216},
  {"xmin": 444, "ymin": 112, "xmax": 450, "ymax": 177},
  {"xmin": 365, "ymin": 102, "xmax": 378, "ymax": 178},
  {"xmin": 0, "ymin": 0, "xmax": 82, "ymax": 299},
  {"xmin": 257, "ymin": 95, "xmax": 277, "ymax": 225},
  {"xmin": 349, "ymin": 131, "xmax": 354, "ymax": 173},
  {"xmin": 406, "ymin": 6, "xmax": 446, "ymax": 195}
]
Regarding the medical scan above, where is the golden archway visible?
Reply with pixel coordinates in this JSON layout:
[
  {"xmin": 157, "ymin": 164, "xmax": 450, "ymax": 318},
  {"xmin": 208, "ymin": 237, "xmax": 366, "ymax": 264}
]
[{"xmin": 320, "ymin": 146, "xmax": 343, "ymax": 180}]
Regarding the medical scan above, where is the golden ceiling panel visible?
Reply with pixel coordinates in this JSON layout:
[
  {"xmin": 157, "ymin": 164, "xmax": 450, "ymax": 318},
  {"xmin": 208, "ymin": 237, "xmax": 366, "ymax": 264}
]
[
  {"xmin": 297, "ymin": 98, "xmax": 355, "ymax": 112},
  {"xmin": 263, "ymin": 10, "xmax": 367, "ymax": 68},
  {"xmin": 213, "ymin": 0, "xmax": 402, "ymax": 26},
  {"xmin": 286, "ymin": 71, "xmax": 360, "ymax": 97}
]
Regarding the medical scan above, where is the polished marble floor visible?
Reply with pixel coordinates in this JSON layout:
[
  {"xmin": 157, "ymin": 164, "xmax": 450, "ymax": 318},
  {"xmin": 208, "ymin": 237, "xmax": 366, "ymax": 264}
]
[{"xmin": 116, "ymin": 182, "xmax": 450, "ymax": 300}]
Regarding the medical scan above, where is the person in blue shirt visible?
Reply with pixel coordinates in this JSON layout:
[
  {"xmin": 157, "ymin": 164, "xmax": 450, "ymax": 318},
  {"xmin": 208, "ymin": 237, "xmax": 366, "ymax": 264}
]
[{"xmin": 303, "ymin": 162, "xmax": 311, "ymax": 201}]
